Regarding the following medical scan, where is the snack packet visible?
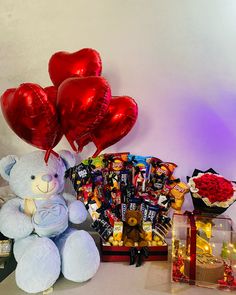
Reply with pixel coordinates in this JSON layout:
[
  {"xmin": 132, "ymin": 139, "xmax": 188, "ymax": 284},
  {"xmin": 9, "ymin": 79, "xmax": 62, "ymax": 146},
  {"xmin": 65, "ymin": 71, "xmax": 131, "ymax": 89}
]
[
  {"xmin": 88, "ymin": 200, "xmax": 100, "ymax": 221},
  {"xmin": 129, "ymin": 155, "xmax": 152, "ymax": 193},
  {"xmin": 143, "ymin": 221, "xmax": 152, "ymax": 241},
  {"xmin": 91, "ymin": 219, "xmax": 113, "ymax": 241},
  {"xmin": 67, "ymin": 163, "xmax": 91, "ymax": 193},
  {"xmin": 170, "ymin": 181, "xmax": 189, "ymax": 211},
  {"xmin": 103, "ymin": 153, "xmax": 129, "ymax": 171},
  {"xmin": 80, "ymin": 183, "xmax": 93, "ymax": 204},
  {"xmin": 82, "ymin": 155, "xmax": 105, "ymax": 171},
  {"xmin": 113, "ymin": 221, "xmax": 123, "ymax": 242}
]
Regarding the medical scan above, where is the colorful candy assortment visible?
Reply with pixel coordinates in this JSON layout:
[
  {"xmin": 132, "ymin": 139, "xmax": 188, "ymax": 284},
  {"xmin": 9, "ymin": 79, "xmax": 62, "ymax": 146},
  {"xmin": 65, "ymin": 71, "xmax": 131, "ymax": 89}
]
[{"xmin": 66, "ymin": 152, "xmax": 189, "ymax": 245}]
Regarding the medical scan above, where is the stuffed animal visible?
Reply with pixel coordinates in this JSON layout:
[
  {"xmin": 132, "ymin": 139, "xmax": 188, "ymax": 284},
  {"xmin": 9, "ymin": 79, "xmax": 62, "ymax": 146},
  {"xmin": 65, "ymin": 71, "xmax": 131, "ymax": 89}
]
[
  {"xmin": 0, "ymin": 150, "xmax": 100, "ymax": 293},
  {"xmin": 123, "ymin": 210, "xmax": 147, "ymax": 247}
]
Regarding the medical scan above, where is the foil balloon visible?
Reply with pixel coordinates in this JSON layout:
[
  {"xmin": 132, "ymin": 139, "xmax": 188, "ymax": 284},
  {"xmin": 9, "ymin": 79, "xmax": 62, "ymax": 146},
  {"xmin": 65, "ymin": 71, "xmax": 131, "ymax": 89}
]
[
  {"xmin": 48, "ymin": 48, "xmax": 102, "ymax": 87},
  {"xmin": 57, "ymin": 76, "xmax": 111, "ymax": 151},
  {"xmin": 76, "ymin": 133, "xmax": 91, "ymax": 152},
  {"xmin": 91, "ymin": 96, "xmax": 138, "ymax": 157},
  {"xmin": 44, "ymin": 85, "xmax": 57, "ymax": 105},
  {"xmin": 1, "ymin": 83, "xmax": 63, "ymax": 155}
]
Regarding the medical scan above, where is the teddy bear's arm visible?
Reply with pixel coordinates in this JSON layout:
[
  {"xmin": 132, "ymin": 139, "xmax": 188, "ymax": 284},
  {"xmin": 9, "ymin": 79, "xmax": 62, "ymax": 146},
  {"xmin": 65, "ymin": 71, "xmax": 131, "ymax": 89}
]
[
  {"xmin": 0, "ymin": 198, "xmax": 33, "ymax": 239},
  {"xmin": 63, "ymin": 193, "xmax": 88, "ymax": 224}
]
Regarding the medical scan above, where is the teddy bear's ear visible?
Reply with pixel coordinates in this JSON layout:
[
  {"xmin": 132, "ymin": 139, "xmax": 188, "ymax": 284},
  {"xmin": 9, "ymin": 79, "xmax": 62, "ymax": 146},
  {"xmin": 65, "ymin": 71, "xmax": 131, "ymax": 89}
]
[
  {"xmin": 0, "ymin": 155, "xmax": 18, "ymax": 181},
  {"xmin": 59, "ymin": 150, "xmax": 76, "ymax": 170}
]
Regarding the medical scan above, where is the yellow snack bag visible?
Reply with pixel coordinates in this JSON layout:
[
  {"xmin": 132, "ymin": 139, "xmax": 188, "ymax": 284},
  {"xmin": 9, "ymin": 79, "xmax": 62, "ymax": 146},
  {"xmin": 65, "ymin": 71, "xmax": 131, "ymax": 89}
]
[
  {"xmin": 170, "ymin": 181, "xmax": 189, "ymax": 211},
  {"xmin": 143, "ymin": 221, "xmax": 152, "ymax": 241},
  {"xmin": 170, "ymin": 181, "xmax": 189, "ymax": 198},
  {"xmin": 113, "ymin": 221, "xmax": 123, "ymax": 242}
]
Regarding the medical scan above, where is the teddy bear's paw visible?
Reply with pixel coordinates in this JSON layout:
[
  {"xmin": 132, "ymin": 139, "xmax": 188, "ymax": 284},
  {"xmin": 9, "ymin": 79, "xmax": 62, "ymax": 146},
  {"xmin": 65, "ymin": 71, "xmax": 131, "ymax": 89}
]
[
  {"xmin": 60, "ymin": 230, "xmax": 100, "ymax": 282},
  {"xmin": 13, "ymin": 234, "xmax": 39, "ymax": 262},
  {"xmin": 0, "ymin": 198, "xmax": 34, "ymax": 239},
  {"xmin": 15, "ymin": 237, "xmax": 61, "ymax": 293}
]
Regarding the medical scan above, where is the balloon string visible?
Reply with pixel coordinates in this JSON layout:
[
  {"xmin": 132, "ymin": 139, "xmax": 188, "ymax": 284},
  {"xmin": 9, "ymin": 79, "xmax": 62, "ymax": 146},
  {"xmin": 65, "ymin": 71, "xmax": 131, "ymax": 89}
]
[
  {"xmin": 68, "ymin": 138, "xmax": 78, "ymax": 152},
  {"xmin": 44, "ymin": 149, "xmax": 60, "ymax": 163},
  {"xmin": 76, "ymin": 133, "xmax": 91, "ymax": 152},
  {"xmin": 44, "ymin": 149, "xmax": 52, "ymax": 163},
  {"xmin": 92, "ymin": 148, "xmax": 101, "ymax": 158},
  {"xmin": 50, "ymin": 150, "xmax": 60, "ymax": 158},
  {"xmin": 77, "ymin": 146, "xmax": 83, "ymax": 153}
]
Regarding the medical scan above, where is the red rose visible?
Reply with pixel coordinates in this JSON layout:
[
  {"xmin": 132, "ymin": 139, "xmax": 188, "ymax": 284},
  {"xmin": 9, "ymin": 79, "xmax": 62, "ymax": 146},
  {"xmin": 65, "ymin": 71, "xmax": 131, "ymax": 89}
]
[{"xmin": 193, "ymin": 174, "xmax": 233, "ymax": 204}]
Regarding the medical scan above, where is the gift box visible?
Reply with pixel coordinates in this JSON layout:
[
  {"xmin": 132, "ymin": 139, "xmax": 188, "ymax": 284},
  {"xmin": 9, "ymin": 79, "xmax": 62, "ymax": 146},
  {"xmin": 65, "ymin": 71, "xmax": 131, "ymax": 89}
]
[
  {"xmin": 171, "ymin": 212, "xmax": 236, "ymax": 290},
  {"xmin": 101, "ymin": 243, "xmax": 168, "ymax": 264},
  {"xmin": 0, "ymin": 233, "xmax": 16, "ymax": 282},
  {"xmin": 67, "ymin": 152, "xmax": 189, "ymax": 265}
]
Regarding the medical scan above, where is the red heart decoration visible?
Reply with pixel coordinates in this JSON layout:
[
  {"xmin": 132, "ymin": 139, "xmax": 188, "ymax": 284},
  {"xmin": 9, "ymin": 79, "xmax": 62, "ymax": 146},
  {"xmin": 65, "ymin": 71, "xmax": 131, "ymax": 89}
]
[
  {"xmin": 91, "ymin": 96, "xmax": 138, "ymax": 156},
  {"xmin": 48, "ymin": 48, "xmax": 102, "ymax": 87},
  {"xmin": 1, "ymin": 83, "xmax": 62, "ymax": 151},
  {"xmin": 57, "ymin": 76, "xmax": 111, "ymax": 151},
  {"xmin": 44, "ymin": 85, "xmax": 57, "ymax": 105}
]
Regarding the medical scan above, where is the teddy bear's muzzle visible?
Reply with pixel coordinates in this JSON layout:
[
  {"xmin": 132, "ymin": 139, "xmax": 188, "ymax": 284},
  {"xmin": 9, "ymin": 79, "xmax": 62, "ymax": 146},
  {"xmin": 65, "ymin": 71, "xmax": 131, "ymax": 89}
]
[
  {"xmin": 128, "ymin": 217, "xmax": 138, "ymax": 226},
  {"xmin": 41, "ymin": 174, "xmax": 53, "ymax": 182}
]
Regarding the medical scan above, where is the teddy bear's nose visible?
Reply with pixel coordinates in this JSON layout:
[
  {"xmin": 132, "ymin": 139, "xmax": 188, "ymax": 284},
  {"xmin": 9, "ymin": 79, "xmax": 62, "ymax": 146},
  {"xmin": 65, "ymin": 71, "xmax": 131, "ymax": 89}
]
[{"xmin": 41, "ymin": 174, "xmax": 52, "ymax": 182}]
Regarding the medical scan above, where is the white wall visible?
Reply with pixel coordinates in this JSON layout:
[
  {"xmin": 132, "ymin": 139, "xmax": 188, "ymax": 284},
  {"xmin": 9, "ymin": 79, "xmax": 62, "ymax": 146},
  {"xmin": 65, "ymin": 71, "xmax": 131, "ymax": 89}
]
[{"xmin": 0, "ymin": 0, "xmax": 236, "ymax": 222}]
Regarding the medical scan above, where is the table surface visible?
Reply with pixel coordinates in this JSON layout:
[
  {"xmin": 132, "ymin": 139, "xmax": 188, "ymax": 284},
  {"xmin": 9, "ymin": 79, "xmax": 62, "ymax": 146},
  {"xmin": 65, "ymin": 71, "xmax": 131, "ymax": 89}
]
[{"xmin": 0, "ymin": 260, "xmax": 230, "ymax": 295}]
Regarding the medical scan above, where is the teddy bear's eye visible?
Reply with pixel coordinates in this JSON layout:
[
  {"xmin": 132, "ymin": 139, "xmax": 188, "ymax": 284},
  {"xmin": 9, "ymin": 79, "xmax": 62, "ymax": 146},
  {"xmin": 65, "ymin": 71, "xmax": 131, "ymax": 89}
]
[
  {"xmin": 54, "ymin": 174, "xmax": 58, "ymax": 178},
  {"xmin": 31, "ymin": 175, "xmax": 35, "ymax": 180}
]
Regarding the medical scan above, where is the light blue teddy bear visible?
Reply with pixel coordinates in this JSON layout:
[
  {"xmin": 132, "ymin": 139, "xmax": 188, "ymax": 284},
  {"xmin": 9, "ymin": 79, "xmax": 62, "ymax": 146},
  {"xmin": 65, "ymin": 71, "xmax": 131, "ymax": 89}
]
[{"xmin": 0, "ymin": 150, "xmax": 100, "ymax": 293}]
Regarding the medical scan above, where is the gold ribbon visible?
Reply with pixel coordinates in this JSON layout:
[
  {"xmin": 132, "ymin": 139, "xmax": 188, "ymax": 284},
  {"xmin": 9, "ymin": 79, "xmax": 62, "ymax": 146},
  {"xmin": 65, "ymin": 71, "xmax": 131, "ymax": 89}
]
[
  {"xmin": 195, "ymin": 220, "xmax": 212, "ymax": 239},
  {"xmin": 24, "ymin": 197, "xmax": 49, "ymax": 217}
]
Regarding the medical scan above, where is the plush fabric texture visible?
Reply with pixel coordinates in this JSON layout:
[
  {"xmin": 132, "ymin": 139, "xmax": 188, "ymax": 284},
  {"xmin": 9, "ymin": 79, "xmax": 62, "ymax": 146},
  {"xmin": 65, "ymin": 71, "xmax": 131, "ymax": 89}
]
[
  {"xmin": 32, "ymin": 196, "xmax": 69, "ymax": 237},
  {"xmin": 5, "ymin": 151, "xmax": 67, "ymax": 199},
  {"xmin": 0, "ymin": 150, "xmax": 100, "ymax": 293},
  {"xmin": 0, "ymin": 185, "xmax": 16, "ymax": 208},
  {"xmin": 0, "ymin": 198, "xmax": 34, "ymax": 239},
  {"xmin": 15, "ymin": 237, "xmax": 61, "ymax": 294},
  {"xmin": 54, "ymin": 228, "xmax": 100, "ymax": 282},
  {"xmin": 14, "ymin": 234, "xmax": 39, "ymax": 262}
]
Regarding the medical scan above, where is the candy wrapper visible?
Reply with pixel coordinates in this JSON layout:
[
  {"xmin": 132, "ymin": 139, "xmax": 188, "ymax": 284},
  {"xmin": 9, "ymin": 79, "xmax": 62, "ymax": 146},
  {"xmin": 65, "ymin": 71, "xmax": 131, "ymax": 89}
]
[
  {"xmin": 128, "ymin": 154, "xmax": 152, "ymax": 193},
  {"xmin": 66, "ymin": 163, "xmax": 91, "ymax": 202},
  {"xmin": 103, "ymin": 153, "xmax": 129, "ymax": 171},
  {"xmin": 82, "ymin": 155, "xmax": 105, "ymax": 171},
  {"xmin": 187, "ymin": 169, "xmax": 236, "ymax": 215}
]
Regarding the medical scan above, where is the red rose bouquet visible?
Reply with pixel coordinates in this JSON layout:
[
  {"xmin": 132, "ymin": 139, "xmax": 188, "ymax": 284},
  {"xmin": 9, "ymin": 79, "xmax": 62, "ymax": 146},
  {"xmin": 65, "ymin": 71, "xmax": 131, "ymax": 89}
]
[{"xmin": 187, "ymin": 169, "xmax": 236, "ymax": 215}]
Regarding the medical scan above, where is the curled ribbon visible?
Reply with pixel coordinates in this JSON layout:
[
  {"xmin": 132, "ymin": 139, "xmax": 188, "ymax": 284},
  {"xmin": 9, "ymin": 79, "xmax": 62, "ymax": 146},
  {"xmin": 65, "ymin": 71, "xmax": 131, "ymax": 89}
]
[
  {"xmin": 162, "ymin": 196, "xmax": 175, "ymax": 206},
  {"xmin": 102, "ymin": 155, "xmax": 115, "ymax": 167},
  {"xmin": 129, "ymin": 247, "xmax": 149, "ymax": 267},
  {"xmin": 184, "ymin": 211, "xmax": 197, "ymax": 285}
]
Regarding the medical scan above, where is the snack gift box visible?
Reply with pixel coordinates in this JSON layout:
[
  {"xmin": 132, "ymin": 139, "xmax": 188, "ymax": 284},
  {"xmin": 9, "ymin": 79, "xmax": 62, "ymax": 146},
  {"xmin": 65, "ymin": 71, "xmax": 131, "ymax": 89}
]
[
  {"xmin": 171, "ymin": 213, "xmax": 236, "ymax": 290},
  {"xmin": 67, "ymin": 152, "xmax": 189, "ymax": 265},
  {"xmin": 0, "ymin": 232, "xmax": 16, "ymax": 282}
]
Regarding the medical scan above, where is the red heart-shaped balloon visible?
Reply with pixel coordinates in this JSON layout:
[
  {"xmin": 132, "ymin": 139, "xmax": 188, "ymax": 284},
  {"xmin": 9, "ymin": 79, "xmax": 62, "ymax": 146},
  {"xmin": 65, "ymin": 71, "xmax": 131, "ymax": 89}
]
[
  {"xmin": 91, "ymin": 96, "xmax": 138, "ymax": 156},
  {"xmin": 44, "ymin": 85, "xmax": 57, "ymax": 105},
  {"xmin": 48, "ymin": 48, "xmax": 102, "ymax": 87},
  {"xmin": 1, "ymin": 83, "xmax": 62, "ymax": 151},
  {"xmin": 57, "ymin": 76, "xmax": 111, "ymax": 151}
]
